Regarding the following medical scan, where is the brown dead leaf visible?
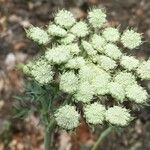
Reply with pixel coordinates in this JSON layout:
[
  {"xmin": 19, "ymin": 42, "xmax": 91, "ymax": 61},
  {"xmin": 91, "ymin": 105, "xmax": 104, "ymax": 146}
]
[
  {"xmin": 71, "ymin": 120, "xmax": 93, "ymax": 150},
  {"xmin": 14, "ymin": 42, "xmax": 27, "ymax": 51}
]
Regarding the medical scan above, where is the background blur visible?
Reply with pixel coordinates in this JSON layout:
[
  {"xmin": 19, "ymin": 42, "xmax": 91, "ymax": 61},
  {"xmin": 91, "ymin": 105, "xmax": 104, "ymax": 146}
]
[{"xmin": 0, "ymin": 0, "xmax": 150, "ymax": 150}]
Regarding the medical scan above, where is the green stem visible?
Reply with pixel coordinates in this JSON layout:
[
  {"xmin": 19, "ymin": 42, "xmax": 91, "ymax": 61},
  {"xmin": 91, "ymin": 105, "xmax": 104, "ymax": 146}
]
[
  {"xmin": 44, "ymin": 118, "xmax": 56, "ymax": 150},
  {"xmin": 91, "ymin": 127, "xmax": 113, "ymax": 150},
  {"xmin": 44, "ymin": 128, "xmax": 51, "ymax": 150}
]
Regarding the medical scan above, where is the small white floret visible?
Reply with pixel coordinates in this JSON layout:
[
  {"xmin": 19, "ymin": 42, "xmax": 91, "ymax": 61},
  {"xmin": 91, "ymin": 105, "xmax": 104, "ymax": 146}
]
[
  {"xmin": 105, "ymin": 106, "xmax": 131, "ymax": 126},
  {"xmin": 121, "ymin": 29, "xmax": 142, "ymax": 49},
  {"xmin": 60, "ymin": 71, "xmax": 79, "ymax": 94},
  {"xmin": 120, "ymin": 56, "xmax": 139, "ymax": 71},
  {"xmin": 104, "ymin": 43, "xmax": 122, "ymax": 60},
  {"xmin": 84, "ymin": 103, "xmax": 106, "ymax": 125},
  {"xmin": 26, "ymin": 26, "xmax": 49, "ymax": 44},
  {"xmin": 54, "ymin": 10, "xmax": 76, "ymax": 28},
  {"xmin": 126, "ymin": 84, "xmax": 148, "ymax": 104},
  {"xmin": 70, "ymin": 21, "xmax": 89, "ymax": 37},
  {"xmin": 88, "ymin": 8, "xmax": 107, "ymax": 28},
  {"xmin": 137, "ymin": 60, "xmax": 150, "ymax": 80},
  {"xmin": 55, "ymin": 105, "xmax": 80, "ymax": 130},
  {"xmin": 102, "ymin": 27, "xmax": 120, "ymax": 42},
  {"xmin": 47, "ymin": 24, "xmax": 67, "ymax": 37}
]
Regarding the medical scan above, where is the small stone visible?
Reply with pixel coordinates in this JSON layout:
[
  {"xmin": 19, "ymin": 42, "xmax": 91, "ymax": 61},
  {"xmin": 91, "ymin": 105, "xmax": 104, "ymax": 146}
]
[{"xmin": 4, "ymin": 53, "xmax": 16, "ymax": 70}]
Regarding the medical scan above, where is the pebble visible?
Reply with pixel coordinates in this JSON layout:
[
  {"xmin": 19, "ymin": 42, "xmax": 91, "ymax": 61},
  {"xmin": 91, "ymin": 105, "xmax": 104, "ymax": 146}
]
[{"xmin": 4, "ymin": 53, "xmax": 16, "ymax": 70}]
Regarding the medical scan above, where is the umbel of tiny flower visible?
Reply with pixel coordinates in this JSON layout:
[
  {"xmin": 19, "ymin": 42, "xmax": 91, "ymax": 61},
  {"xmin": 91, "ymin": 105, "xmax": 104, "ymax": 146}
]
[
  {"xmin": 126, "ymin": 84, "xmax": 148, "ymax": 103},
  {"xmin": 121, "ymin": 29, "xmax": 142, "ymax": 49},
  {"xmin": 88, "ymin": 8, "xmax": 107, "ymax": 28},
  {"xmin": 137, "ymin": 60, "xmax": 150, "ymax": 80},
  {"xmin": 75, "ymin": 81, "xmax": 95, "ymax": 103},
  {"xmin": 26, "ymin": 26, "xmax": 49, "ymax": 44},
  {"xmin": 54, "ymin": 105, "xmax": 80, "ymax": 130},
  {"xmin": 23, "ymin": 57, "xmax": 53, "ymax": 84},
  {"xmin": 120, "ymin": 56, "xmax": 139, "ymax": 71},
  {"xmin": 105, "ymin": 106, "xmax": 131, "ymax": 126},
  {"xmin": 47, "ymin": 24, "xmax": 67, "ymax": 37},
  {"xmin": 84, "ymin": 103, "xmax": 106, "ymax": 125},
  {"xmin": 91, "ymin": 34, "xmax": 106, "ymax": 53},
  {"xmin": 108, "ymin": 82, "xmax": 125, "ymax": 102},
  {"xmin": 59, "ymin": 71, "xmax": 79, "ymax": 94},
  {"xmin": 23, "ymin": 8, "xmax": 150, "ymax": 131},
  {"xmin": 65, "ymin": 57, "xmax": 86, "ymax": 69},
  {"xmin": 54, "ymin": 10, "xmax": 75, "ymax": 28},
  {"xmin": 102, "ymin": 27, "xmax": 120, "ymax": 42},
  {"xmin": 104, "ymin": 43, "xmax": 122, "ymax": 60}
]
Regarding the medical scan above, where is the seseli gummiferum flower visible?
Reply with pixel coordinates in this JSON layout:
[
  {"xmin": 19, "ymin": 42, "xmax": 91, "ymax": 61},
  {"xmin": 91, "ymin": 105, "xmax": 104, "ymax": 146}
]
[{"xmin": 24, "ymin": 8, "xmax": 149, "ymax": 130}]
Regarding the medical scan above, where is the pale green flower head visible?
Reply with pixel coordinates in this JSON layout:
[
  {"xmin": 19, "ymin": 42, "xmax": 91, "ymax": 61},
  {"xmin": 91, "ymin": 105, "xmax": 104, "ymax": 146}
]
[
  {"xmin": 91, "ymin": 34, "xmax": 106, "ymax": 53},
  {"xmin": 97, "ymin": 55, "xmax": 117, "ymax": 71},
  {"xmin": 60, "ymin": 33, "xmax": 76, "ymax": 45},
  {"xmin": 108, "ymin": 82, "xmax": 125, "ymax": 102},
  {"xmin": 126, "ymin": 84, "xmax": 148, "ymax": 104},
  {"xmin": 104, "ymin": 43, "xmax": 122, "ymax": 60},
  {"xmin": 120, "ymin": 56, "xmax": 139, "ymax": 71},
  {"xmin": 23, "ymin": 60, "xmax": 36, "ymax": 75},
  {"xmin": 65, "ymin": 57, "xmax": 86, "ymax": 69},
  {"xmin": 91, "ymin": 65, "xmax": 110, "ymax": 77},
  {"xmin": 22, "ymin": 65, "xmax": 31, "ymax": 75},
  {"xmin": 102, "ymin": 27, "xmax": 120, "ymax": 42},
  {"xmin": 29, "ymin": 58, "xmax": 53, "ymax": 84},
  {"xmin": 79, "ymin": 65, "xmax": 96, "ymax": 82},
  {"xmin": 114, "ymin": 72, "xmax": 136, "ymax": 88},
  {"xmin": 137, "ymin": 60, "xmax": 150, "ymax": 80},
  {"xmin": 82, "ymin": 40, "xmax": 97, "ymax": 56},
  {"xmin": 92, "ymin": 73, "xmax": 111, "ymax": 95},
  {"xmin": 55, "ymin": 105, "xmax": 80, "ymax": 130},
  {"xmin": 59, "ymin": 71, "xmax": 79, "ymax": 94},
  {"xmin": 26, "ymin": 26, "xmax": 49, "ymax": 44},
  {"xmin": 121, "ymin": 29, "xmax": 142, "ymax": 49},
  {"xmin": 66, "ymin": 43, "xmax": 81, "ymax": 55},
  {"xmin": 70, "ymin": 21, "xmax": 89, "ymax": 38},
  {"xmin": 88, "ymin": 8, "xmax": 107, "ymax": 28},
  {"xmin": 84, "ymin": 103, "xmax": 106, "ymax": 125},
  {"xmin": 105, "ymin": 106, "xmax": 131, "ymax": 126},
  {"xmin": 24, "ymin": 8, "xmax": 150, "ymax": 131},
  {"xmin": 75, "ymin": 81, "xmax": 94, "ymax": 103},
  {"xmin": 47, "ymin": 24, "xmax": 67, "ymax": 37},
  {"xmin": 79, "ymin": 64, "xmax": 107, "ymax": 82},
  {"xmin": 45, "ymin": 46, "xmax": 71, "ymax": 64},
  {"xmin": 54, "ymin": 10, "xmax": 75, "ymax": 28}
]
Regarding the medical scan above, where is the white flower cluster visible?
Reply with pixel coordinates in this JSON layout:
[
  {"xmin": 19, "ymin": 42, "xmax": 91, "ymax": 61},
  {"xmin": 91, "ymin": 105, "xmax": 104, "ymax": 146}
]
[
  {"xmin": 26, "ymin": 27, "xmax": 49, "ymax": 44},
  {"xmin": 59, "ymin": 71, "xmax": 79, "ymax": 94},
  {"xmin": 105, "ymin": 106, "xmax": 131, "ymax": 126},
  {"xmin": 23, "ymin": 58, "xmax": 53, "ymax": 84},
  {"xmin": 24, "ymin": 8, "xmax": 150, "ymax": 130},
  {"xmin": 84, "ymin": 103, "xmax": 106, "ymax": 125},
  {"xmin": 54, "ymin": 105, "xmax": 80, "ymax": 130},
  {"xmin": 137, "ymin": 60, "xmax": 150, "ymax": 80},
  {"xmin": 120, "ymin": 56, "xmax": 139, "ymax": 71}
]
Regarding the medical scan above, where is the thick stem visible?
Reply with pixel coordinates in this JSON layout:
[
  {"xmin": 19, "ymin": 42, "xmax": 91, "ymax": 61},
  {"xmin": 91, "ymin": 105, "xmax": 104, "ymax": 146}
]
[
  {"xmin": 44, "ymin": 119, "xmax": 56, "ymax": 150},
  {"xmin": 44, "ymin": 128, "xmax": 51, "ymax": 150},
  {"xmin": 91, "ymin": 127, "xmax": 113, "ymax": 150}
]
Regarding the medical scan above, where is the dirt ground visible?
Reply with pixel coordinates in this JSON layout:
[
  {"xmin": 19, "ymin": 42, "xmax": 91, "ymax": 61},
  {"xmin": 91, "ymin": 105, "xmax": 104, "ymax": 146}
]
[{"xmin": 0, "ymin": 0, "xmax": 150, "ymax": 150}]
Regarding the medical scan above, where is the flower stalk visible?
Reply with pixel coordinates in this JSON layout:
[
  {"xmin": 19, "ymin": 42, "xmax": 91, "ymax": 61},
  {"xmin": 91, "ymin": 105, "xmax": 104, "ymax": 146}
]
[
  {"xmin": 92, "ymin": 127, "xmax": 113, "ymax": 150},
  {"xmin": 44, "ymin": 118, "xmax": 56, "ymax": 150}
]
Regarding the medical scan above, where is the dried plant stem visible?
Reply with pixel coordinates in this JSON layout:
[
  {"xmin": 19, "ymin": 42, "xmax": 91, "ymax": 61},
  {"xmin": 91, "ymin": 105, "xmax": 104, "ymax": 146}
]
[{"xmin": 91, "ymin": 127, "xmax": 113, "ymax": 150}]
